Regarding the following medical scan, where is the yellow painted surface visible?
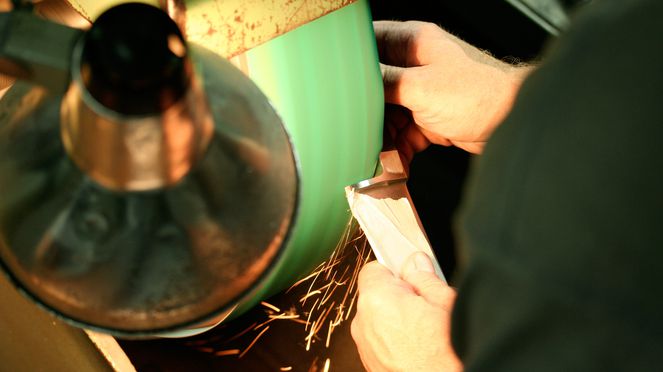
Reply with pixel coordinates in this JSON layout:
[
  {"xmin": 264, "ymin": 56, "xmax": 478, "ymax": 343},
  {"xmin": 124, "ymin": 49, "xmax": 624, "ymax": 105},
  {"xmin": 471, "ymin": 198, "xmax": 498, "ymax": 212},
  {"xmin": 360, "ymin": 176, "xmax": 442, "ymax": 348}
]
[
  {"xmin": 67, "ymin": 0, "xmax": 356, "ymax": 57},
  {"xmin": 0, "ymin": 274, "xmax": 117, "ymax": 372},
  {"xmin": 66, "ymin": 0, "xmax": 155, "ymax": 21}
]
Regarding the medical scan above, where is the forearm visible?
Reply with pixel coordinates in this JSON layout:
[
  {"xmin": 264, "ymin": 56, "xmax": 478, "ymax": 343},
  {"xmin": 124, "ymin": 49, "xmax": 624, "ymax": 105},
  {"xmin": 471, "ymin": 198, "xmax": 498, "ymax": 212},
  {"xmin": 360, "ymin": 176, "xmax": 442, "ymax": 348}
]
[{"xmin": 456, "ymin": 28, "xmax": 535, "ymax": 148}]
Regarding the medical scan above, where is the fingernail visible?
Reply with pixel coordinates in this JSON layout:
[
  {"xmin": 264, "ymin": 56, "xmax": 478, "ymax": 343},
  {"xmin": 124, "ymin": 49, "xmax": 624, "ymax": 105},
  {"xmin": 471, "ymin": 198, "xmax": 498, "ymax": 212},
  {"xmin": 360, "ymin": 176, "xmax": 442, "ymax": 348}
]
[{"xmin": 403, "ymin": 252, "xmax": 435, "ymax": 277}]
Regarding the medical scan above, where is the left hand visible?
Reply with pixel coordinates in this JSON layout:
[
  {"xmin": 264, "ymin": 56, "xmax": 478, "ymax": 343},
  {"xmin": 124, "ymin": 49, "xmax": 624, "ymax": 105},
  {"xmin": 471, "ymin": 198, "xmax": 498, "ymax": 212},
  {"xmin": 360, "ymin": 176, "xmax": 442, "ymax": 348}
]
[
  {"xmin": 375, "ymin": 21, "xmax": 531, "ymax": 159},
  {"xmin": 351, "ymin": 252, "xmax": 462, "ymax": 372}
]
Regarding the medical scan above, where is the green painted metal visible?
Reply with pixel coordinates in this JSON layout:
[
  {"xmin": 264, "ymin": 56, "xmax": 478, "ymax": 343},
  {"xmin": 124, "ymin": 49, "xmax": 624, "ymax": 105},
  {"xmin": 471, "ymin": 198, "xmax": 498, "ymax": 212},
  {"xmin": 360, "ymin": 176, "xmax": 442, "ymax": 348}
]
[{"xmin": 231, "ymin": 0, "xmax": 383, "ymax": 314}]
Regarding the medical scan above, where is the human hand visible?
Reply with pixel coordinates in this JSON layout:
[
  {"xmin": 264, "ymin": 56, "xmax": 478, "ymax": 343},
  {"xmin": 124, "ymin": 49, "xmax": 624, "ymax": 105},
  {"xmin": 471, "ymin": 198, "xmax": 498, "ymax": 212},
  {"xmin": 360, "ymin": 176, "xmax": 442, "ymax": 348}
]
[
  {"xmin": 375, "ymin": 20, "xmax": 531, "ymax": 158},
  {"xmin": 351, "ymin": 252, "xmax": 462, "ymax": 372}
]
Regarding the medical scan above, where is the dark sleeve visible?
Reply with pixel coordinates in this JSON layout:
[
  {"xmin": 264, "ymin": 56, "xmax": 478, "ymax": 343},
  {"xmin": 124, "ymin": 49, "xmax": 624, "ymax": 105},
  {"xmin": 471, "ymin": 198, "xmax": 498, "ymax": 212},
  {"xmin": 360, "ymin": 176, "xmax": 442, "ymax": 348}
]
[{"xmin": 451, "ymin": 1, "xmax": 663, "ymax": 370}]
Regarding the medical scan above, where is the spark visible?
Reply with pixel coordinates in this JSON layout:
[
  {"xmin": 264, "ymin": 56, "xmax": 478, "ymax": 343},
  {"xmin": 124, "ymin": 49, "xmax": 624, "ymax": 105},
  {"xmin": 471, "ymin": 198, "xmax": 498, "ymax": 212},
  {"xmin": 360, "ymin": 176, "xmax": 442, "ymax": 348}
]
[
  {"xmin": 319, "ymin": 271, "xmax": 346, "ymax": 308},
  {"xmin": 325, "ymin": 320, "xmax": 333, "ymax": 348},
  {"xmin": 288, "ymin": 317, "xmax": 309, "ymax": 325},
  {"xmin": 299, "ymin": 290, "xmax": 322, "ymax": 303},
  {"xmin": 261, "ymin": 301, "xmax": 281, "ymax": 313},
  {"xmin": 345, "ymin": 296, "xmax": 357, "ymax": 322},
  {"xmin": 302, "ymin": 267, "xmax": 327, "ymax": 306},
  {"xmin": 227, "ymin": 322, "xmax": 258, "ymax": 342},
  {"xmin": 269, "ymin": 313, "xmax": 300, "ymax": 320},
  {"xmin": 315, "ymin": 302, "xmax": 335, "ymax": 335},
  {"xmin": 288, "ymin": 262, "xmax": 326, "ymax": 292},
  {"xmin": 305, "ymin": 298, "xmax": 320, "ymax": 332},
  {"xmin": 305, "ymin": 301, "xmax": 336, "ymax": 350},
  {"xmin": 331, "ymin": 304, "xmax": 344, "ymax": 328},
  {"xmin": 254, "ymin": 316, "xmax": 278, "ymax": 330},
  {"xmin": 293, "ymin": 219, "xmax": 372, "ymax": 362},
  {"xmin": 255, "ymin": 312, "xmax": 301, "ymax": 330},
  {"xmin": 190, "ymin": 218, "xmax": 374, "ymax": 370},
  {"xmin": 214, "ymin": 349, "xmax": 240, "ymax": 357},
  {"xmin": 308, "ymin": 280, "xmax": 335, "ymax": 295},
  {"xmin": 324, "ymin": 257, "xmax": 344, "ymax": 281},
  {"xmin": 308, "ymin": 357, "xmax": 320, "ymax": 372},
  {"xmin": 305, "ymin": 320, "xmax": 315, "ymax": 351},
  {"xmin": 239, "ymin": 325, "xmax": 270, "ymax": 358}
]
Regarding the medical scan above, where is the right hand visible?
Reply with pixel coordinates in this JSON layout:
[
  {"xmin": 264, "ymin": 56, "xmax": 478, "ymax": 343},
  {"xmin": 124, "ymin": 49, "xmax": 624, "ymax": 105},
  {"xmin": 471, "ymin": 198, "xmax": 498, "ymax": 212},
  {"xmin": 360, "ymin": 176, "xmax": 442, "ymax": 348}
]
[
  {"xmin": 375, "ymin": 21, "xmax": 531, "ymax": 158},
  {"xmin": 351, "ymin": 252, "xmax": 462, "ymax": 372}
]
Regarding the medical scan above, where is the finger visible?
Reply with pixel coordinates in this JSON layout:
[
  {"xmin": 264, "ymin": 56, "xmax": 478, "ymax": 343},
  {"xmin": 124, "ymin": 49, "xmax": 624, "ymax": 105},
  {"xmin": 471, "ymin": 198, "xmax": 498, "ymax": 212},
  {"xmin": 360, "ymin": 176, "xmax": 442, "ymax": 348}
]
[
  {"xmin": 384, "ymin": 104, "xmax": 413, "ymax": 152},
  {"xmin": 406, "ymin": 270, "xmax": 456, "ymax": 309},
  {"xmin": 374, "ymin": 20, "xmax": 416, "ymax": 67},
  {"xmin": 356, "ymin": 260, "xmax": 396, "ymax": 294},
  {"xmin": 399, "ymin": 123, "xmax": 431, "ymax": 154},
  {"xmin": 396, "ymin": 142, "xmax": 414, "ymax": 170},
  {"xmin": 391, "ymin": 118, "xmax": 430, "ymax": 167},
  {"xmin": 381, "ymin": 64, "xmax": 424, "ymax": 109},
  {"xmin": 419, "ymin": 125, "xmax": 453, "ymax": 147},
  {"xmin": 401, "ymin": 253, "xmax": 456, "ymax": 309},
  {"xmin": 374, "ymin": 20, "xmax": 440, "ymax": 67},
  {"xmin": 384, "ymin": 103, "xmax": 412, "ymax": 131},
  {"xmin": 401, "ymin": 251, "xmax": 435, "ymax": 275},
  {"xmin": 395, "ymin": 133, "xmax": 416, "ymax": 168}
]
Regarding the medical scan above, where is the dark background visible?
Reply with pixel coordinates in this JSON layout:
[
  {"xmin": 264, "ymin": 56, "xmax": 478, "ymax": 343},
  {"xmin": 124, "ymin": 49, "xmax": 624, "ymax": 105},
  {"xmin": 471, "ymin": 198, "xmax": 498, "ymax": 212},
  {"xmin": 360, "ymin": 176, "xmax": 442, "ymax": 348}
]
[{"xmin": 119, "ymin": 2, "xmax": 555, "ymax": 371}]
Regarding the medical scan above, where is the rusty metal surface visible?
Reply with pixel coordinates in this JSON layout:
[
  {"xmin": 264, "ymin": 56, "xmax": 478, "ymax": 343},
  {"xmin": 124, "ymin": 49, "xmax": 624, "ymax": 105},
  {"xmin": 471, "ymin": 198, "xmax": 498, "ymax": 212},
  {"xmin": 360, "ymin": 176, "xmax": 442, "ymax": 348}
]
[
  {"xmin": 61, "ymin": 61, "xmax": 214, "ymax": 191},
  {"xmin": 0, "ymin": 47, "xmax": 298, "ymax": 335},
  {"xmin": 66, "ymin": 0, "xmax": 357, "ymax": 58},
  {"xmin": 0, "ymin": 5, "xmax": 298, "ymax": 335}
]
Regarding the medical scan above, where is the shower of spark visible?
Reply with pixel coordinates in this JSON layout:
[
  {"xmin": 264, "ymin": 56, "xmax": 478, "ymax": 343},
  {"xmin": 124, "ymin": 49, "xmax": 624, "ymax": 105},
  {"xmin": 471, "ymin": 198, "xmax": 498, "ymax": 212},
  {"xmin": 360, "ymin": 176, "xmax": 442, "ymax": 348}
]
[
  {"xmin": 293, "ymin": 219, "xmax": 371, "ymax": 354},
  {"xmin": 184, "ymin": 218, "xmax": 372, "ymax": 371}
]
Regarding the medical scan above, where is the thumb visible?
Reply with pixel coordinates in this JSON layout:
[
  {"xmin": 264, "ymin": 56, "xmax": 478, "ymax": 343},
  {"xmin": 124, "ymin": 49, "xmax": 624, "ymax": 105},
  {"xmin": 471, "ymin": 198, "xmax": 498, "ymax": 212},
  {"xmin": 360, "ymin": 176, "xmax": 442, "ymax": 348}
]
[{"xmin": 401, "ymin": 252, "xmax": 455, "ymax": 309}]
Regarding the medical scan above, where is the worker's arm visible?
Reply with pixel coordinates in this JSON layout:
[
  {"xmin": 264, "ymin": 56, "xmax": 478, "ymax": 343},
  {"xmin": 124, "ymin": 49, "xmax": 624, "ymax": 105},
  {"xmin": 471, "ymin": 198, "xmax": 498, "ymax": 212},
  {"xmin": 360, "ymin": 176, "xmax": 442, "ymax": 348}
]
[
  {"xmin": 375, "ymin": 20, "xmax": 532, "ymax": 160},
  {"xmin": 351, "ymin": 253, "xmax": 462, "ymax": 372}
]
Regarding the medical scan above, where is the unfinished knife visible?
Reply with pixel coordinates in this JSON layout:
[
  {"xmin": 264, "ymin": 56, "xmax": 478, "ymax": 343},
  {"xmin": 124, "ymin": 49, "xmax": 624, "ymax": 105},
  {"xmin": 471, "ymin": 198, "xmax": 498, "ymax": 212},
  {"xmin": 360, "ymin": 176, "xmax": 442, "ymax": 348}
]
[{"xmin": 345, "ymin": 150, "xmax": 445, "ymax": 281}]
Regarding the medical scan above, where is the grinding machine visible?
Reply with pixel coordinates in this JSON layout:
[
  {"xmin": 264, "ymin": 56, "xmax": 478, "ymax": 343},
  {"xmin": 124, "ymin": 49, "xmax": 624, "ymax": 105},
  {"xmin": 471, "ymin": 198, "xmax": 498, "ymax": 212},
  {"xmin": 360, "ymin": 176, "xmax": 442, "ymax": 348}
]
[{"xmin": 0, "ymin": 0, "xmax": 382, "ymax": 338}]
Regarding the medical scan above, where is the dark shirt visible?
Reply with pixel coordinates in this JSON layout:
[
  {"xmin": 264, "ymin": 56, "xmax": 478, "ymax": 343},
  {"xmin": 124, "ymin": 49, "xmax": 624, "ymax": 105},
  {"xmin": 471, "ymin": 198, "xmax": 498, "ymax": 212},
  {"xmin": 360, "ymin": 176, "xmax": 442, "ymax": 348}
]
[{"xmin": 451, "ymin": 0, "xmax": 663, "ymax": 370}]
